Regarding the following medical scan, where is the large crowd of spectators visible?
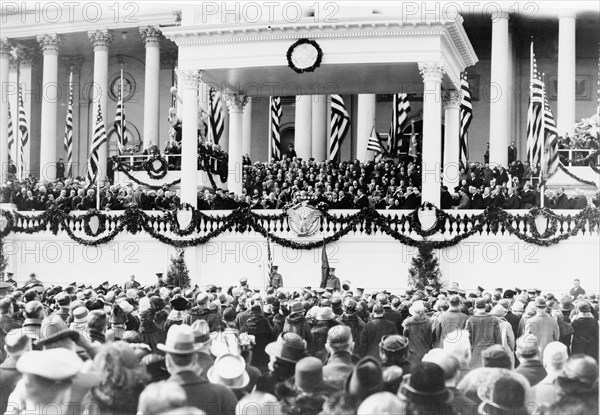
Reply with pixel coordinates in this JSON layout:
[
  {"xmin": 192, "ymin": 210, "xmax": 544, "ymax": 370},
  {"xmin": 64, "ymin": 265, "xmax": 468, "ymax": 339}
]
[
  {"xmin": 0, "ymin": 272, "xmax": 597, "ymax": 415},
  {"xmin": 2, "ymin": 152, "xmax": 598, "ymax": 211}
]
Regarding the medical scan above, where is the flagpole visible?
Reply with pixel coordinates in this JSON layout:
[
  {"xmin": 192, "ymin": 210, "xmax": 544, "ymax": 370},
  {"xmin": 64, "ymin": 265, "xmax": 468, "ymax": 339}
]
[
  {"xmin": 67, "ymin": 71, "xmax": 73, "ymax": 177},
  {"xmin": 96, "ymin": 178, "xmax": 100, "ymax": 210},
  {"xmin": 267, "ymin": 97, "xmax": 272, "ymax": 162}
]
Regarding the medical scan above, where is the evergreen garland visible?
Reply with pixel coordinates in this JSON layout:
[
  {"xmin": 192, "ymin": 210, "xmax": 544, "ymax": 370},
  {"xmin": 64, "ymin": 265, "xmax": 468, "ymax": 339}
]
[
  {"xmin": 0, "ymin": 237, "xmax": 8, "ymax": 277},
  {"xmin": 167, "ymin": 248, "xmax": 191, "ymax": 289}
]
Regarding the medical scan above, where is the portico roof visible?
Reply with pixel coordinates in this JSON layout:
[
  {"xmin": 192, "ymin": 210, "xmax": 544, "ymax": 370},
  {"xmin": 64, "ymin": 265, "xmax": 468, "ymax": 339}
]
[{"xmin": 163, "ymin": 14, "xmax": 478, "ymax": 96}]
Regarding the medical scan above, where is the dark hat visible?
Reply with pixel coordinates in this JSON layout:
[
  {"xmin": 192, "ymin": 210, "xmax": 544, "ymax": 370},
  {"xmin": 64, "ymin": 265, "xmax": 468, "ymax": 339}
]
[
  {"xmin": 156, "ymin": 273, "xmax": 163, "ymax": 278},
  {"xmin": 398, "ymin": 362, "xmax": 453, "ymax": 405},
  {"xmin": 480, "ymin": 377, "xmax": 527, "ymax": 415},
  {"xmin": 559, "ymin": 296, "xmax": 574, "ymax": 311},
  {"xmin": 515, "ymin": 287, "xmax": 522, "ymax": 294},
  {"xmin": 557, "ymin": 355, "xmax": 599, "ymax": 390},
  {"xmin": 503, "ymin": 289, "xmax": 516, "ymax": 299},
  {"xmin": 481, "ymin": 345, "xmax": 512, "ymax": 369},
  {"xmin": 477, "ymin": 286, "xmax": 484, "ymax": 292},
  {"xmin": 379, "ymin": 334, "xmax": 409, "ymax": 353},
  {"xmin": 55, "ymin": 292, "xmax": 71, "ymax": 306},
  {"xmin": 534, "ymin": 296, "xmax": 547, "ymax": 308},
  {"xmin": 576, "ymin": 301, "xmax": 592, "ymax": 313},
  {"xmin": 171, "ymin": 296, "xmax": 190, "ymax": 311},
  {"xmin": 495, "ymin": 288, "xmax": 503, "ymax": 292},
  {"xmin": 295, "ymin": 357, "xmax": 324, "ymax": 392},
  {"xmin": 475, "ymin": 298, "xmax": 486, "ymax": 309},
  {"xmin": 265, "ymin": 332, "xmax": 307, "ymax": 363},
  {"xmin": 345, "ymin": 356, "xmax": 384, "ymax": 400}
]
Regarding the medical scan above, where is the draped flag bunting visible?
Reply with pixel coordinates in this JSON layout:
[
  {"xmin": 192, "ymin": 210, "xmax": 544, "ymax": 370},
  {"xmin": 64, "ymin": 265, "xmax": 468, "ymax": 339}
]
[
  {"xmin": 329, "ymin": 94, "xmax": 350, "ymax": 161},
  {"xmin": 320, "ymin": 243, "xmax": 329, "ymax": 289},
  {"xmin": 270, "ymin": 96, "xmax": 282, "ymax": 161},
  {"xmin": 408, "ymin": 121, "xmax": 419, "ymax": 158},
  {"xmin": 7, "ymin": 102, "xmax": 14, "ymax": 161},
  {"xmin": 209, "ymin": 87, "xmax": 224, "ymax": 144},
  {"xmin": 18, "ymin": 86, "xmax": 29, "ymax": 179},
  {"xmin": 526, "ymin": 43, "xmax": 544, "ymax": 168},
  {"xmin": 388, "ymin": 93, "xmax": 410, "ymax": 153},
  {"xmin": 267, "ymin": 237, "xmax": 274, "ymax": 287},
  {"xmin": 114, "ymin": 69, "xmax": 127, "ymax": 155},
  {"xmin": 87, "ymin": 102, "xmax": 107, "ymax": 184},
  {"xmin": 459, "ymin": 72, "xmax": 473, "ymax": 164},
  {"xmin": 542, "ymin": 83, "xmax": 559, "ymax": 181},
  {"xmin": 63, "ymin": 72, "xmax": 74, "ymax": 178}
]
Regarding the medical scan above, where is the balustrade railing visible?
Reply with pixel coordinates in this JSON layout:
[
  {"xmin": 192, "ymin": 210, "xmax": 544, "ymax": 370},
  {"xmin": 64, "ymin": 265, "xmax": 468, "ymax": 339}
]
[
  {"xmin": 7, "ymin": 209, "xmax": 597, "ymax": 240},
  {"xmin": 558, "ymin": 148, "xmax": 599, "ymax": 166}
]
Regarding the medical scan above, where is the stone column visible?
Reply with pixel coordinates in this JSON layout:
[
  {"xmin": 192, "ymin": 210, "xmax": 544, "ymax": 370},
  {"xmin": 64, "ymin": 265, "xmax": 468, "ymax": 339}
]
[
  {"xmin": 177, "ymin": 70, "xmax": 199, "ymax": 206},
  {"xmin": 62, "ymin": 56, "xmax": 83, "ymax": 176},
  {"xmin": 557, "ymin": 12, "xmax": 576, "ymax": 137},
  {"xmin": 419, "ymin": 62, "xmax": 445, "ymax": 207},
  {"xmin": 294, "ymin": 95, "xmax": 312, "ymax": 159},
  {"xmin": 37, "ymin": 34, "xmax": 62, "ymax": 181},
  {"xmin": 8, "ymin": 54, "xmax": 18, "ymax": 166},
  {"xmin": 88, "ymin": 29, "xmax": 112, "ymax": 182},
  {"xmin": 140, "ymin": 26, "xmax": 162, "ymax": 149},
  {"xmin": 489, "ymin": 10, "xmax": 510, "ymax": 168},
  {"xmin": 311, "ymin": 95, "xmax": 327, "ymax": 162},
  {"xmin": 443, "ymin": 90, "xmax": 461, "ymax": 191},
  {"xmin": 0, "ymin": 39, "xmax": 11, "ymax": 180},
  {"xmin": 225, "ymin": 93, "xmax": 248, "ymax": 195},
  {"xmin": 356, "ymin": 94, "xmax": 376, "ymax": 162},
  {"xmin": 242, "ymin": 97, "xmax": 252, "ymax": 157}
]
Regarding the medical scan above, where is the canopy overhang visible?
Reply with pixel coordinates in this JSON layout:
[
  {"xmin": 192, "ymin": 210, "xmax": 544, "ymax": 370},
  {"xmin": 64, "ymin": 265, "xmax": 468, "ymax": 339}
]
[{"xmin": 163, "ymin": 14, "xmax": 478, "ymax": 96}]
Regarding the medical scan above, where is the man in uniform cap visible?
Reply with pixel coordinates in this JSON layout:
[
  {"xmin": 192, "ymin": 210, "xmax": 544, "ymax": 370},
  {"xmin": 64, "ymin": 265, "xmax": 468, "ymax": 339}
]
[
  {"xmin": 3, "ymin": 273, "xmax": 17, "ymax": 289},
  {"xmin": 22, "ymin": 273, "xmax": 43, "ymax": 291},
  {"xmin": 269, "ymin": 265, "xmax": 283, "ymax": 289},
  {"xmin": 325, "ymin": 268, "xmax": 341, "ymax": 292}
]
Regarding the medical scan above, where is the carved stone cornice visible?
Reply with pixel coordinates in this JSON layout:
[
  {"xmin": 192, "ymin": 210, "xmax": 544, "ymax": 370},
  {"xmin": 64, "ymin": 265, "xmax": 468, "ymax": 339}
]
[
  {"xmin": 36, "ymin": 34, "xmax": 63, "ymax": 54},
  {"xmin": 88, "ymin": 29, "xmax": 113, "ymax": 50},
  {"xmin": 139, "ymin": 26, "xmax": 163, "ymax": 46},
  {"xmin": 160, "ymin": 49, "xmax": 178, "ymax": 69},
  {"xmin": 418, "ymin": 62, "xmax": 445, "ymax": 83},
  {"xmin": 62, "ymin": 56, "xmax": 83, "ymax": 74},
  {"xmin": 224, "ymin": 93, "xmax": 249, "ymax": 113},
  {"xmin": 176, "ymin": 69, "xmax": 200, "ymax": 89},
  {"xmin": 443, "ymin": 90, "xmax": 461, "ymax": 109}
]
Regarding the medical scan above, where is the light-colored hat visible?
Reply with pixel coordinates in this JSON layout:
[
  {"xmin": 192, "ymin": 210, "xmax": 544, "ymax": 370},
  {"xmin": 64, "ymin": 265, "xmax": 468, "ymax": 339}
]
[
  {"xmin": 191, "ymin": 320, "xmax": 212, "ymax": 347},
  {"xmin": 73, "ymin": 307, "xmax": 89, "ymax": 323},
  {"xmin": 207, "ymin": 354, "xmax": 250, "ymax": 389},
  {"xmin": 17, "ymin": 349, "xmax": 83, "ymax": 380},
  {"xmin": 490, "ymin": 305, "xmax": 507, "ymax": 318},
  {"xmin": 118, "ymin": 300, "xmax": 134, "ymax": 314},
  {"xmin": 316, "ymin": 307, "xmax": 336, "ymax": 321},
  {"xmin": 409, "ymin": 300, "xmax": 426, "ymax": 316},
  {"xmin": 157, "ymin": 325, "xmax": 201, "ymax": 355}
]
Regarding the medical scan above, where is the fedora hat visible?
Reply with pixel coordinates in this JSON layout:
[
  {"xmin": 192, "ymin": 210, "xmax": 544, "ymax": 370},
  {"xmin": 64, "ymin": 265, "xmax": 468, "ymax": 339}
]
[
  {"xmin": 265, "ymin": 332, "xmax": 307, "ymax": 363},
  {"xmin": 207, "ymin": 354, "xmax": 250, "ymax": 389},
  {"xmin": 316, "ymin": 306, "xmax": 336, "ymax": 321},
  {"xmin": 345, "ymin": 356, "xmax": 384, "ymax": 400},
  {"xmin": 398, "ymin": 362, "xmax": 453, "ymax": 405},
  {"xmin": 289, "ymin": 301, "xmax": 304, "ymax": 315},
  {"xmin": 295, "ymin": 357, "xmax": 324, "ymax": 392},
  {"xmin": 17, "ymin": 348, "xmax": 83, "ymax": 380},
  {"xmin": 157, "ymin": 325, "xmax": 201, "ymax": 355},
  {"xmin": 171, "ymin": 296, "xmax": 190, "ymax": 311},
  {"xmin": 479, "ymin": 376, "xmax": 527, "ymax": 415},
  {"xmin": 37, "ymin": 315, "xmax": 79, "ymax": 347},
  {"xmin": 191, "ymin": 320, "xmax": 212, "ymax": 347},
  {"xmin": 559, "ymin": 297, "xmax": 574, "ymax": 311},
  {"xmin": 73, "ymin": 306, "xmax": 89, "ymax": 324}
]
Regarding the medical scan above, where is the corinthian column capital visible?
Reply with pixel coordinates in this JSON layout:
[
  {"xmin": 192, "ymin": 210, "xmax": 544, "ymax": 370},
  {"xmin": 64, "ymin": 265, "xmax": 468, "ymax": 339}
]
[
  {"xmin": 224, "ymin": 93, "xmax": 249, "ymax": 113},
  {"xmin": 88, "ymin": 29, "xmax": 113, "ymax": 51},
  {"xmin": 36, "ymin": 34, "xmax": 63, "ymax": 54},
  {"xmin": 139, "ymin": 26, "xmax": 163, "ymax": 46},
  {"xmin": 418, "ymin": 62, "xmax": 446, "ymax": 83}
]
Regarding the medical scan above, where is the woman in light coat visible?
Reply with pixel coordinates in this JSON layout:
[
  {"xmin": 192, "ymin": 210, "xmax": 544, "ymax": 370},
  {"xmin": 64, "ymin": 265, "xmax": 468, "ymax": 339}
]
[{"xmin": 491, "ymin": 304, "xmax": 516, "ymax": 368}]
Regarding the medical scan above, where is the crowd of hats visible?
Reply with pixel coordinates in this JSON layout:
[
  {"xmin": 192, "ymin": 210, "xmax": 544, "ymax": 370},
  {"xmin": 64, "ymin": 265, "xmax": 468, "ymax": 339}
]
[{"xmin": 0, "ymin": 273, "xmax": 598, "ymax": 415}]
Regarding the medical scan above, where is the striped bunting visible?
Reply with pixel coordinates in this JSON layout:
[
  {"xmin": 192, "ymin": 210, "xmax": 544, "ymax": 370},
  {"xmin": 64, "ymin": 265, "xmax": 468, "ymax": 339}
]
[
  {"xmin": 329, "ymin": 94, "xmax": 350, "ymax": 161},
  {"xmin": 459, "ymin": 72, "xmax": 473, "ymax": 164},
  {"xmin": 63, "ymin": 73, "xmax": 74, "ymax": 177},
  {"xmin": 86, "ymin": 102, "xmax": 107, "ymax": 184},
  {"xmin": 526, "ymin": 43, "xmax": 544, "ymax": 168},
  {"xmin": 209, "ymin": 87, "xmax": 224, "ymax": 144},
  {"xmin": 114, "ymin": 69, "xmax": 127, "ymax": 155},
  {"xmin": 542, "ymin": 83, "xmax": 559, "ymax": 179},
  {"xmin": 270, "ymin": 96, "xmax": 282, "ymax": 161},
  {"xmin": 18, "ymin": 86, "xmax": 29, "ymax": 179},
  {"xmin": 7, "ymin": 102, "xmax": 14, "ymax": 161},
  {"xmin": 388, "ymin": 93, "xmax": 410, "ymax": 153}
]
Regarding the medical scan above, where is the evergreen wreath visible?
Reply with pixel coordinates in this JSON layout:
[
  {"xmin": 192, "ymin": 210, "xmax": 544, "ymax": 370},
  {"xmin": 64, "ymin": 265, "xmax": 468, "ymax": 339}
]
[{"xmin": 144, "ymin": 155, "xmax": 169, "ymax": 180}]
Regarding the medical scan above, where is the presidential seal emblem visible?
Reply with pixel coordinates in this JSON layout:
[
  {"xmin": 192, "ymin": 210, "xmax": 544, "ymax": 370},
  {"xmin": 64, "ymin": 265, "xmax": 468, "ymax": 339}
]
[{"xmin": 287, "ymin": 202, "xmax": 321, "ymax": 237}]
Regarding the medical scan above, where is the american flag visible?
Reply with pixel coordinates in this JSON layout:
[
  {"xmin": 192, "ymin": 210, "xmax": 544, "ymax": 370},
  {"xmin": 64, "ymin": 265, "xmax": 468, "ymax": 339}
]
[
  {"xmin": 7, "ymin": 102, "xmax": 14, "ymax": 161},
  {"xmin": 87, "ymin": 102, "xmax": 108, "ymax": 184},
  {"xmin": 114, "ymin": 69, "xmax": 127, "ymax": 155},
  {"xmin": 329, "ymin": 94, "xmax": 350, "ymax": 161},
  {"xmin": 542, "ymin": 83, "xmax": 559, "ymax": 180},
  {"xmin": 367, "ymin": 128, "xmax": 384, "ymax": 162},
  {"xmin": 459, "ymin": 72, "xmax": 473, "ymax": 164},
  {"xmin": 18, "ymin": 86, "xmax": 29, "ymax": 179},
  {"xmin": 388, "ymin": 93, "xmax": 410, "ymax": 154},
  {"xmin": 270, "ymin": 96, "xmax": 282, "ymax": 161},
  {"xmin": 209, "ymin": 87, "xmax": 224, "ymax": 144},
  {"xmin": 266, "ymin": 237, "xmax": 274, "ymax": 287},
  {"xmin": 64, "ymin": 72, "xmax": 74, "ymax": 177},
  {"xmin": 526, "ymin": 43, "xmax": 544, "ymax": 168}
]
